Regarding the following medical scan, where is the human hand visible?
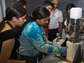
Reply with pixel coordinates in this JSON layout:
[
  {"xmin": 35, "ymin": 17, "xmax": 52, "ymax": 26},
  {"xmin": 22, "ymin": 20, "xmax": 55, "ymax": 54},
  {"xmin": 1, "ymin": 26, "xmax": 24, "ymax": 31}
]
[
  {"xmin": 46, "ymin": 40, "xmax": 53, "ymax": 45},
  {"xmin": 62, "ymin": 47, "xmax": 67, "ymax": 53},
  {"xmin": 65, "ymin": 27, "xmax": 69, "ymax": 33}
]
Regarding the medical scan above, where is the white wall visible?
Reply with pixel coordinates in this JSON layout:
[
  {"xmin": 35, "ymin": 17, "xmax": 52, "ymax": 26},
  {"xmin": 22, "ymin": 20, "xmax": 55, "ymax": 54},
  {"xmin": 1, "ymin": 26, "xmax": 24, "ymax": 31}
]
[
  {"xmin": 0, "ymin": 0, "xmax": 2, "ymax": 21},
  {"xmin": 0, "ymin": 0, "xmax": 6, "ymax": 22}
]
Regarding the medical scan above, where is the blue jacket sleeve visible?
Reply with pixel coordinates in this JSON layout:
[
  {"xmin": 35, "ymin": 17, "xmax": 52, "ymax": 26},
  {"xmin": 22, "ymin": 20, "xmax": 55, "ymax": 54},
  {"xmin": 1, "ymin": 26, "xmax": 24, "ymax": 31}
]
[{"xmin": 26, "ymin": 24, "xmax": 63, "ymax": 54}]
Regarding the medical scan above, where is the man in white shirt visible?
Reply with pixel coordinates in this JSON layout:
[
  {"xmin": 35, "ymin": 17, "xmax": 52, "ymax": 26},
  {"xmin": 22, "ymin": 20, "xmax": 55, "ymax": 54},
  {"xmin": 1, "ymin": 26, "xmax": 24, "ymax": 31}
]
[{"xmin": 48, "ymin": 0, "xmax": 63, "ymax": 41}]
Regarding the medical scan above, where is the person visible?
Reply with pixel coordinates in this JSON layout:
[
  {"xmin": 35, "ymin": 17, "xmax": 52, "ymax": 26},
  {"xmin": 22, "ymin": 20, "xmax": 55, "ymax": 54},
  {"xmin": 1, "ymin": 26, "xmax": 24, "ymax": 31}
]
[
  {"xmin": 64, "ymin": 3, "xmax": 76, "ymax": 34},
  {"xmin": 61, "ymin": 3, "xmax": 76, "ymax": 47},
  {"xmin": 43, "ymin": 1, "xmax": 54, "ymax": 39},
  {"xmin": 15, "ymin": 0, "xmax": 27, "ymax": 37},
  {"xmin": 16, "ymin": 0, "xmax": 27, "ymax": 9},
  {"xmin": 0, "ymin": 3, "xmax": 27, "ymax": 63},
  {"xmin": 48, "ymin": 0, "xmax": 63, "ymax": 41},
  {"xmin": 43, "ymin": 1, "xmax": 54, "ymax": 12},
  {"xmin": 17, "ymin": 6, "xmax": 66, "ymax": 63}
]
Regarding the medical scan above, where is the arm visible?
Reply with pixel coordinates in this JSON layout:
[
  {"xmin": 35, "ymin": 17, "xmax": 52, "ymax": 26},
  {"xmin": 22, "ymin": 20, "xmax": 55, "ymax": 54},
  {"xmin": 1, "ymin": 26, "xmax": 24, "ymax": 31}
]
[
  {"xmin": 59, "ymin": 22, "xmax": 63, "ymax": 38},
  {"xmin": 65, "ymin": 26, "xmax": 69, "ymax": 33},
  {"xmin": 80, "ymin": 27, "xmax": 84, "ymax": 33},
  {"xmin": 58, "ymin": 11, "xmax": 63, "ymax": 38},
  {"xmin": 64, "ymin": 18, "xmax": 69, "ymax": 33},
  {"xmin": 0, "ymin": 39, "xmax": 26, "ymax": 63},
  {"xmin": 27, "ymin": 27, "xmax": 63, "ymax": 54}
]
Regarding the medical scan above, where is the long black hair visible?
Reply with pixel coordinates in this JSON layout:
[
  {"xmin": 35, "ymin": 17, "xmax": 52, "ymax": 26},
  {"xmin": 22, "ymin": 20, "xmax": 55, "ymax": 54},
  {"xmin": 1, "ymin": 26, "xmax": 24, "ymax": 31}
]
[
  {"xmin": 20, "ymin": 6, "xmax": 50, "ymax": 29},
  {"xmin": 66, "ymin": 3, "xmax": 76, "ymax": 14},
  {"xmin": 32, "ymin": 6, "xmax": 50, "ymax": 21},
  {"xmin": 66, "ymin": 3, "xmax": 76, "ymax": 26},
  {"xmin": 16, "ymin": 6, "xmax": 50, "ymax": 37},
  {"xmin": 0, "ymin": 3, "xmax": 27, "ymax": 32}
]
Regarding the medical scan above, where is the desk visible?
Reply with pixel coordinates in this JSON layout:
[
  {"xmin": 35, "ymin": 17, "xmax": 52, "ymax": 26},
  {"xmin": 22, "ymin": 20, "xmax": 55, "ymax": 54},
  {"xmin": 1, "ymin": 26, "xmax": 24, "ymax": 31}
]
[{"xmin": 39, "ymin": 54, "xmax": 70, "ymax": 63}]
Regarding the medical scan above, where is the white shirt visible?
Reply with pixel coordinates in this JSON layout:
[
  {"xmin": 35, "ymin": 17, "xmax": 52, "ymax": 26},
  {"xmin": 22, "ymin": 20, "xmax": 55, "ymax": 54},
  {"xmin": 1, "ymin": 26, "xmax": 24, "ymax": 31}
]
[
  {"xmin": 64, "ymin": 18, "xmax": 71, "ymax": 30},
  {"xmin": 49, "ymin": 9, "xmax": 63, "ymax": 29},
  {"xmin": 64, "ymin": 18, "xmax": 83, "ymax": 31}
]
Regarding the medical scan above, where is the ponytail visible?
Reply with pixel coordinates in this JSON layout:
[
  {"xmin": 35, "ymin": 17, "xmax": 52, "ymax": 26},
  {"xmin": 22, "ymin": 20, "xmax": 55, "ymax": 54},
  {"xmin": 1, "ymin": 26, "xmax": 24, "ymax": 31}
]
[{"xmin": 0, "ymin": 17, "xmax": 7, "ymax": 32}]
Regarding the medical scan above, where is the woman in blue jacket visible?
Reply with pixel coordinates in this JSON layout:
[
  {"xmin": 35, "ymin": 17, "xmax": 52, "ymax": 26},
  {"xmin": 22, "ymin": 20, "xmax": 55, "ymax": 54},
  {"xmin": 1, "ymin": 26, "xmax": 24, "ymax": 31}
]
[{"xmin": 17, "ymin": 6, "xmax": 66, "ymax": 63}]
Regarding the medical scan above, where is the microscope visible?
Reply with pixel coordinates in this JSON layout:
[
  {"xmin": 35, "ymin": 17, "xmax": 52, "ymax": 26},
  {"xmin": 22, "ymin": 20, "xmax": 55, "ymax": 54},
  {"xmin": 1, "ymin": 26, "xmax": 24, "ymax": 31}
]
[
  {"xmin": 53, "ymin": 7, "xmax": 84, "ymax": 63},
  {"xmin": 66, "ymin": 7, "xmax": 84, "ymax": 63}
]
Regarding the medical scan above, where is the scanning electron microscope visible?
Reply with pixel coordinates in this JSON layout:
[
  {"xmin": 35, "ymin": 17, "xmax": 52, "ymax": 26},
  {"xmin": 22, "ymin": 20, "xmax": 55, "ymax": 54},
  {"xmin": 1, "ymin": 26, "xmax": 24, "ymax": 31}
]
[{"xmin": 53, "ymin": 7, "xmax": 84, "ymax": 63}]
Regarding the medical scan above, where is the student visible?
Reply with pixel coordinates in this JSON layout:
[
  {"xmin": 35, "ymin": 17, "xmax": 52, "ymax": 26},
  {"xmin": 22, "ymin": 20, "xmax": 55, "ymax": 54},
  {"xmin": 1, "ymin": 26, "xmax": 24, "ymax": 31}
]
[
  {"xmin": 15, "ymin": 0, "xmax": 27, "ymax": 37},
  {"xmin": 61, "ymin": 3, "xmax": 76, "ymax": 47},
  {"xmin": 43, "ymin": 1, "xmax": 54, "ymax": 39},
  {"xmin": 17, "ymin": 6, "xmax": 66, "ymax": 63},
  {"xmin": 49, "ymin": 0, "xmax": 63, "ymax": 41},
  {"xmin": 0, "ymin": 3, "xmax": 27, "ymax": 63},
  {"xmin": 64, "ymin": 3, "xmax": 76, "ymax": 33}
]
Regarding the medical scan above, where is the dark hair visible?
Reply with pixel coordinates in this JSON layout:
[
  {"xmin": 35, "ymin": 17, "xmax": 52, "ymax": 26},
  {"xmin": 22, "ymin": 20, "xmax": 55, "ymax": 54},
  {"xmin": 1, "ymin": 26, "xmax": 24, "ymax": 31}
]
[
  {"xmin": 16, "ymin": 6, "xmax": 50, "ymax": 37},
  {"xmin": 66, "ymin": 3, "xmax": 76, "ymax": 14},
  {"xmin": 16, "ymin": 0, "xmax": 26, "ymax": 7},
  {"xmin": 65, "ymin": 3, "xmax": 76, "ymax": 27},
  {"xmin": 32, "ymin": 6, "xmax": 50, "ymax": 21},
  {"xmin": 24, "ymin": 6, "xmax": 50, "ymax": 23},
  {"xmin": 0, "ymin": 3, "xmax": 27, "ymax": 32},
  {"xmin": 15, "ymin": 15, "xmax": 33, "ymax": 37},
  {"xmin": 43, "ymin": 1, "xmax": 54, "ymax": 9}
]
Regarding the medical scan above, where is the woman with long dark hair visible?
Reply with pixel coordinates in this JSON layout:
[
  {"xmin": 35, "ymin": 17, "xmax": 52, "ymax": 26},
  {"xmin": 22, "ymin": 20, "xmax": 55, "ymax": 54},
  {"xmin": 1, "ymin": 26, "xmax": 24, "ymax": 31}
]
[
  {"xmin": 17, "ymin": 6, "xmax": 66, "ymax": 63},
  {"xmin": 64, "ymin": 3, "xmax": 76, "ymax": 33},
  {"xmin": 0, "ymin": 3, "xmax": 27, "ymax": 63}
]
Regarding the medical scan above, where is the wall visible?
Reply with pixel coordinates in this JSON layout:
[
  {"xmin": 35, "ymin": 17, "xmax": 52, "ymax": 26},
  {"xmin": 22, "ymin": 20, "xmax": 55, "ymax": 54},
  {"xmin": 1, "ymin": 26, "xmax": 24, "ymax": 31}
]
[
  {"xmin": 0, "ymin": 0, "xmax": 6, "ymax": 22},
  {"xmin": 5, "ymin": 0, "xmax": 17, "ymax": 8},
  {"xmin": 25, "ymin": 0, "xmax": 46, "ymax": 15},
  {"xmin": 0, "ymin": 0, "xmax": 2, "ymax": 21},
  {"xmin": 1, "ymin": 0, "xmax": 84, "ymax": 23},
  {"xmin": 26, "ymin": 0, "xmax": 84, "ymax": 21},
  {"xmin": 59, "ymin": 0, "xmax": 84, "ymax": 20}
]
